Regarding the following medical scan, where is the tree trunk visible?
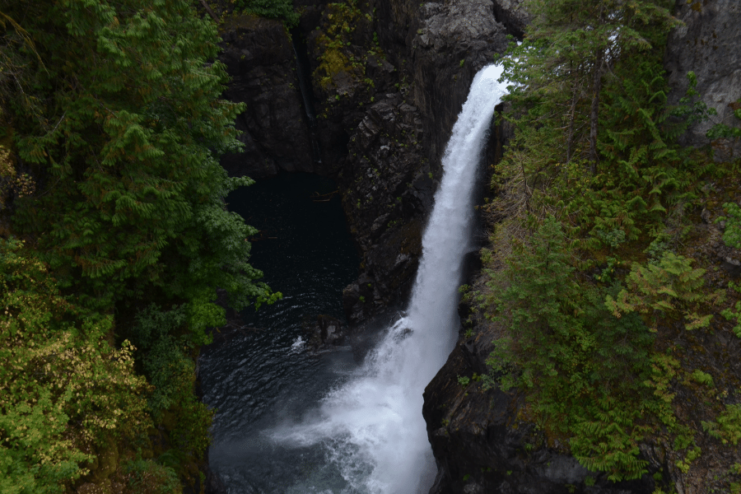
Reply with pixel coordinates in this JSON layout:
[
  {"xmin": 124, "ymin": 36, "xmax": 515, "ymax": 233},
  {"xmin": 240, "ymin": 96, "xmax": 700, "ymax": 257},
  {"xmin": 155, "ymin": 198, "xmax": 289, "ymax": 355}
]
[
  {"xmin": 198, "ymin": 0, "xmax": 220, "ymax": 22},
  {"xmin": 566, "ymin": 76, "xmax": 581, "ymax": 163},
  {"xmin": 589, "ymin": 50, "xmax": 603, "ymax": 174}
]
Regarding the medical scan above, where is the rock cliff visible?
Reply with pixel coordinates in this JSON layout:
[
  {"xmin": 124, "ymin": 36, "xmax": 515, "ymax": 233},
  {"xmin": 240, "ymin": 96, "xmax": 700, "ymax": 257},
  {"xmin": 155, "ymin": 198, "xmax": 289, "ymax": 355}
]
[
  {"xmin": 217, "ymin": 0, "xmax": 511, "ymax": 325},
  {"xmin": 665, "ymin": 0, "xmax": 741, "ymax": 162},
  {"xmin": 219, "ymin": 15, "xmax": 315, "ymax": 177}
]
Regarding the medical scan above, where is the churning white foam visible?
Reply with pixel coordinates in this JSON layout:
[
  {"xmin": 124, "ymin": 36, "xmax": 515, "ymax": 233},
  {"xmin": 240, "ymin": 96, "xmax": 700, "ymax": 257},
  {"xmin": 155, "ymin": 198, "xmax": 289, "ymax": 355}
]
[
  {"xmin": 289, "ymin": 336, "xmax": 306, "ymax": 354},
  {"xmin": 271, "ymin": 64, "xmax": 509, "ymax": 493}
]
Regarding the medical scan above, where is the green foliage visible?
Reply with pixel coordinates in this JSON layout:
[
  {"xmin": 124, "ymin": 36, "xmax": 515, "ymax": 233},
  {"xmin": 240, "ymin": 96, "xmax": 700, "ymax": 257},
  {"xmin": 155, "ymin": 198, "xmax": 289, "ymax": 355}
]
[
  {"xmin": 124, "ymin": 457, "xmax": 181, "ymax": 494},
  {"xmin": 233, "ymin": 0, "xmax": 300, "ymax": 27},
  {"xmin": 4, "ymin": 0, "xmax": 277, "ymax": 317},
  {"xmin": 480, "ymin": 0, "xmax": 738, "ymax": 484},
  {"xmin": 500, "ymin": 0, "xmax": 677, "ymax": 168},
  {"xmin": 721, "ymin": 282, "xmax": 741, "ymax": 338},
  {"xmin": 719, "ymin": 202, "xmax": 741, "ymax": 249},
  {"xmin": 690, "ymin": 369, "xmax": 714, "ymax": 387},
  {"xmin": 675, "ymin": 445, "xmax": 701, "ymax": 474},
  {"xmin": 605, "ymin": 252, "xmax": 719, "ymax": 332},
  {"xmin": 706, "ymin": 98, "xmax": 741, "ymax": 140},
  {"xmin": 703, "ymin": 405, "xmax": 741, "ymax": 446},
  {"xmin": 131, "ymin": 305, "xmax": 213, "ymax": 454},
  {"xmin": 0, "ymin": 11, "xmax": 46, "ymax": 124},
  {"xmin": 0, "ymin": 238, "xmax": 151, "ymax": 492},
  {"xmin": 720, "ymin": 302, "xmax": 741, "ymax": 338},
  {"xmin": 672, "ymin": 71, "xmax": 718, "ymax": 130},
  {"xmin": 457, "ymin": 375, "xmax": 471, "ymax": 387},
  {"xmin": 494, "ymin": 1, "xmax": 713, "ymax": 250},
  {"xmin": 485, "ymin": 217, "xmax": 658, "ymax": 481},
  {"xmin": 1, "ymin": 1, "xmax": 281, "ymax": 490}
]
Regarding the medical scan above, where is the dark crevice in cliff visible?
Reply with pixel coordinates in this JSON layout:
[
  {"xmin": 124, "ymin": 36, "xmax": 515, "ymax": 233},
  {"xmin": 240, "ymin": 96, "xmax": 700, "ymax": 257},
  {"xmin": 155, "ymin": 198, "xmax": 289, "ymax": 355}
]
[
  {"xmin": 290, "ymin": 27, "xmax": 324, "ymax": 163},
  {"xmin": 491, "ymin": 0, "xmax": 528, "ymax": 41},
  {"xmin": 492, "ymin": 6, "xmax": 524, "ymax": 40}
]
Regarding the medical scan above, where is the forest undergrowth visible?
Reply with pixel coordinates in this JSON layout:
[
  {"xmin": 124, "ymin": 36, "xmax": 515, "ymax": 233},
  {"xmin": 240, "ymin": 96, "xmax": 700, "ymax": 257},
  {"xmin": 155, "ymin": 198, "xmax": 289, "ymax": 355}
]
[{"xmin": 466, "ymin": 0, "xmax": 741, "ymax": 491}]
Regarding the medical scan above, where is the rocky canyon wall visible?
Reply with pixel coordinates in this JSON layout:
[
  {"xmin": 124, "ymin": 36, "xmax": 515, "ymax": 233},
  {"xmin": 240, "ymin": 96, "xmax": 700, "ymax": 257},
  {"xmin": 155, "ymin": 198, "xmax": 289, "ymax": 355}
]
[
  {"xmin": 665, "ymin": 0, "xmax": 741, "ymax": 162},
  {"xmin": 216, "ymin": 0, "xmax": 513, "ymax": 328}
]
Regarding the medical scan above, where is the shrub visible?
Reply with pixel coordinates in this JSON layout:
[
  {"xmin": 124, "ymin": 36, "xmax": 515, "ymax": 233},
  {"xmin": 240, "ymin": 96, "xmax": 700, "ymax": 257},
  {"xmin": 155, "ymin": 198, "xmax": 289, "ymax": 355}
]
[
  {"xmin": 124, "ymin": 458, "xmax": 181, "ymax": 494},
  {"xmin": 485, "ymin": 217, "xmax": 658, "ymax": 481},
  {"xmin": 703, "ymin": 405, "xmax": 741, "ymax": 446},
  {"xmin": 0, "ymin": 238, "xmax": 151, "ymax": 492}
]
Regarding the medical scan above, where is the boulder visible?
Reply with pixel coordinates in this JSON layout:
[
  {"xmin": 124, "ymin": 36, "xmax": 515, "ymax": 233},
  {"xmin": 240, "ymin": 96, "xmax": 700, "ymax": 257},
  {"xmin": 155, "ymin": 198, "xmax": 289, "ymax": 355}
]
[{"xmin": 303, "ymin": 314, "xmax": 348, "ymax": 350}]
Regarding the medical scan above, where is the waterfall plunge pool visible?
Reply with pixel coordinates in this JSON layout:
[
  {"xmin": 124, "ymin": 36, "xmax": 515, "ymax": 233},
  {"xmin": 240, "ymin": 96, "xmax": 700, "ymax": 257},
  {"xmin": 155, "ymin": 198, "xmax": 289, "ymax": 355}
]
[{"xmin": 199, "ymin": 172, "xmax": 362, "ymax": 493}]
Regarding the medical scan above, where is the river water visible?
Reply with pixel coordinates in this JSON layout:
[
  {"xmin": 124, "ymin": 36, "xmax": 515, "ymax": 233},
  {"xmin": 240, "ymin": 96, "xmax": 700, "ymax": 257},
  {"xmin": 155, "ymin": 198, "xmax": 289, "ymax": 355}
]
[
  {"xmin": 201, "ymin": 64, "xmax": 508, "ymax": 494},
  {"xmin": 199, "ymin": 173, "xmax": 361, "ymax": 493}
]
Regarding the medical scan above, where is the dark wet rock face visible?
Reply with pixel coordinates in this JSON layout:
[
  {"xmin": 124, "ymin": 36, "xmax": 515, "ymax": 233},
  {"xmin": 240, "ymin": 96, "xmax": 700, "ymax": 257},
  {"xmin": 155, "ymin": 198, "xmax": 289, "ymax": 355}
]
[
  {"xmin": 333, "ymin": 0, "xmax": 509, "ymax": 322},
  {"xmin": 303, "ymin": 314, "xmax": 348, "ymax": 350},
  {"xmin": 492, "ymin": 0, "xmax": 530, "ymax": 38},
  {"xmin": 665, "ymin": 0, "xmax": 741, "ymax": 162},
  {"xmin": 216, "ymin": 0, "xmax": 511, "ymax": 324},
  {"xmin": 337, "ymin": 93, "xmax": 428, "ymax": 323},
  {"xmin": 373, "ymin": 0, "xmax": 509, "ymax": 173},
  {"xmin": 219, "ymin": 15, "xmax": 314, "ymax": 178},
  {"xmin": 409, "ymin": 0, "xmax": 509, "ymax": 167}
]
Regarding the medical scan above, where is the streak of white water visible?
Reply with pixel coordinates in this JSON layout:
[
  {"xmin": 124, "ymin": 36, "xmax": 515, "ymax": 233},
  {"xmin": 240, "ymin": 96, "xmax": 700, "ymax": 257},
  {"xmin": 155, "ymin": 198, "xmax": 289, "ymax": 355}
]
[{"xmin": 272, "ymin": 63, "xmax": 508, "ymax": 494}]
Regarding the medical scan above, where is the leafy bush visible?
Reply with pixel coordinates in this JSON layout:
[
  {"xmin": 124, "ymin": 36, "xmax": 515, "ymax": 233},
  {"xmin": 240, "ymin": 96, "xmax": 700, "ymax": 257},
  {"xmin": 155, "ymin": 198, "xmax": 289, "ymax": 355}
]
[
  {"xmin": 605, "ymin": 252, "xmax": 719, "ymax": 332},
  {"xmin": 124, "ymin": 457, "xmax": 181, "ymax": 494},
  {"xmin": 6, "ymin": 0, "xmax": 278, "ymax": 317},
  {"xmin": 720, "ymin": 202, "xmax": 741, "ymax": 250},
  {"xmin": 1, "ymin": 1, "xmax": 282, "ymax": 491},
  {"xmin": 480, "ymin": 0, "xmax": 734, "ymax": 485},
  {"xmin": 0, "ymin": 238, "xmax": 151, "ymax": 492},
  {"xmin": 132, "ymin": 305, "xmax": 213, "ymax": 454},
  {"xmin": 485, "ymin": 217, "xmax": 659, "ymax": 481},
  {"xmin": 703, "ymin": 405, "xmax": 741, "ymax": 446},
  {"xmin": 719, "ymin": 281, "xmax": 741, "ymax": 339}
]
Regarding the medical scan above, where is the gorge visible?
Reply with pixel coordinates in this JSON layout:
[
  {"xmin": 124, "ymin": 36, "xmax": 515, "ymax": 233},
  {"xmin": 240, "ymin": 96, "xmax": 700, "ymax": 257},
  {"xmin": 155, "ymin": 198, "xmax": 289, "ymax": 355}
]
[
  {"xmin": 1, "ymin": 0, "xmax": 740, "ymax": 493},
  {"xmin": 209, "ymin": 0, "xmax": 741, "ymax": 492}
]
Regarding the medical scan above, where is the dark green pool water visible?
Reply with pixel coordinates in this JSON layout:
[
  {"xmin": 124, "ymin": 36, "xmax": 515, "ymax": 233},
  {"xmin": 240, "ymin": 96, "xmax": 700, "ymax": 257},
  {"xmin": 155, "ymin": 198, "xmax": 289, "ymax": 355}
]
[{"xmin": 199, "ymin": 172, "xmax": 362, "ymax": 493}]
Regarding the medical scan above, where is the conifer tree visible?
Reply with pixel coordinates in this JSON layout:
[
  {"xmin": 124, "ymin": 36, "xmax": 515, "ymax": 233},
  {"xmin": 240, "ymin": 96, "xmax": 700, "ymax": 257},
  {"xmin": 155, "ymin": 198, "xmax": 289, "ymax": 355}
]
[
  {"xmin": 1, "ymin": 0, "xmax": 277, "ymax": 333},
  {"xmin": 504, "ymin": 0, "xmax": 677, "ymax": 168}
]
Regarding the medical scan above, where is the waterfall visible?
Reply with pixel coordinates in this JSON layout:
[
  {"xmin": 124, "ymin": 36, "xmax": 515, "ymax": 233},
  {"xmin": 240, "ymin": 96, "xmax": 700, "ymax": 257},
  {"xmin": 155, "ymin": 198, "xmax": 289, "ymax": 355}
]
[{"xmin": 272, "ymin": 63, "xmax": 509, "ymax": 494}]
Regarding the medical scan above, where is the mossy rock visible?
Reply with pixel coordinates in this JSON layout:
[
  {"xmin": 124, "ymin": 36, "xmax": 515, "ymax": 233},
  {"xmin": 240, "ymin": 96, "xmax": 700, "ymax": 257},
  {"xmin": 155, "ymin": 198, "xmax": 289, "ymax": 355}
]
[
  {"xmin": 76, "ymin": 479, "xmax": 113, "ymax": 494},
  {"xmin": 91, "ymin": 438, "xmax": 119, "ymax": 483}
]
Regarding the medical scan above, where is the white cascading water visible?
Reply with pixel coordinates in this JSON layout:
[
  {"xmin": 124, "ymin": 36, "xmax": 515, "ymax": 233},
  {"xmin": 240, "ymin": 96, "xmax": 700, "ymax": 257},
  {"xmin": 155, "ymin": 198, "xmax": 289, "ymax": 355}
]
[{"xmin": 272, "ymin": 63, "xmax": 509, "ymax": 493}]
